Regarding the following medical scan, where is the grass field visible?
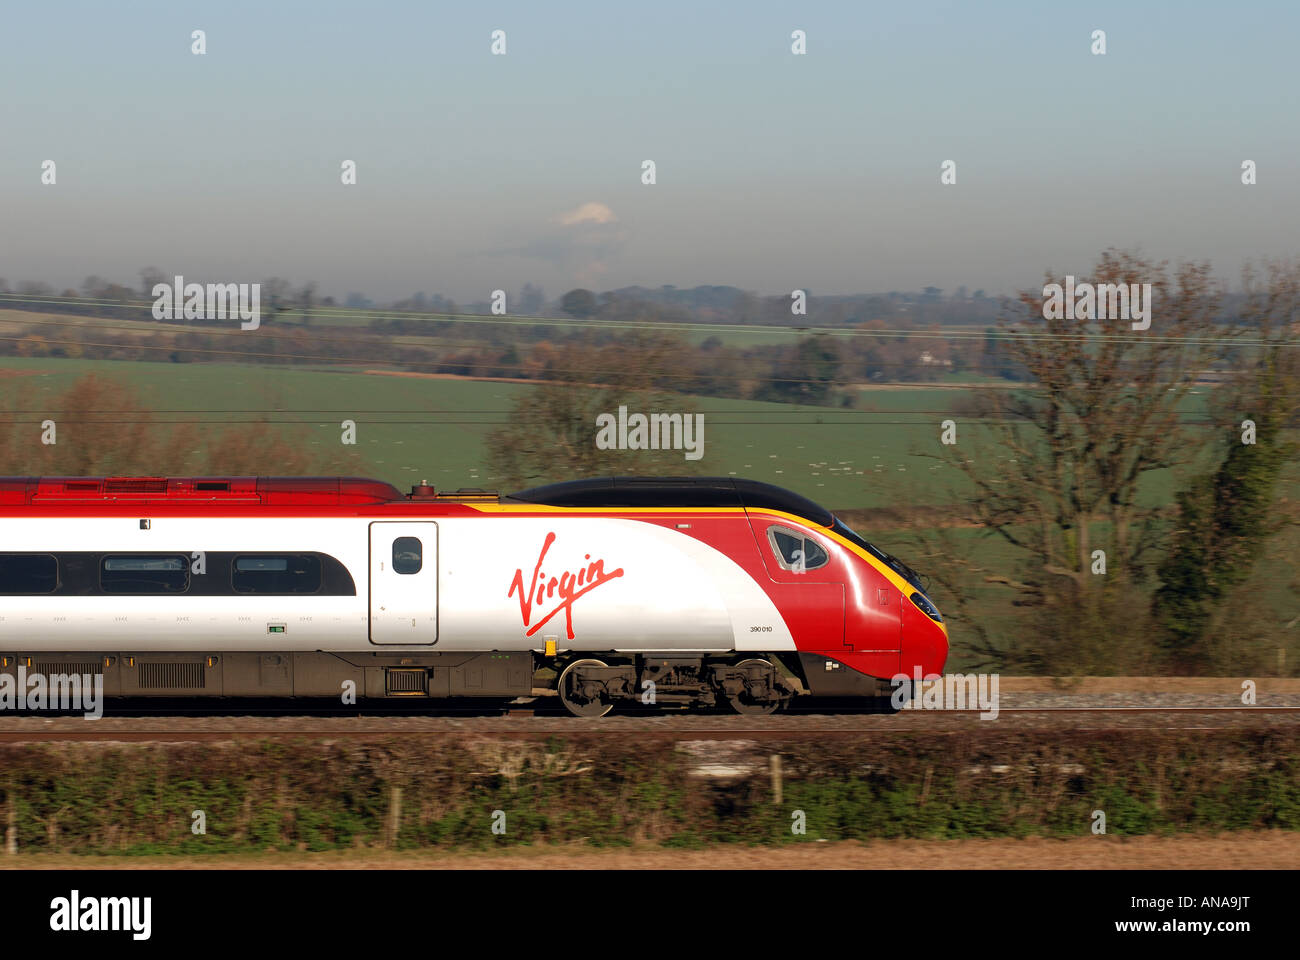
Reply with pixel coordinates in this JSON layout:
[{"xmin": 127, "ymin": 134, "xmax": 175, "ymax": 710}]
[
  {"xmin": 0, "ymin": 356, "xmax": 1018, "ymax": 508},
  {"xmin": 0, "ymin": 356, "xmax": 1245, "ymax": 513}
]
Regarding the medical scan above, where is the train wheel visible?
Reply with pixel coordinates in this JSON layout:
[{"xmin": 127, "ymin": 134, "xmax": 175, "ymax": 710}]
[
  {"xmin": 558, "ymin": 658, "xmax": 614, "ymax": 718},
  {"xmin": 727, "ymin": 658, "xmax": 782, "ymax": 716}
]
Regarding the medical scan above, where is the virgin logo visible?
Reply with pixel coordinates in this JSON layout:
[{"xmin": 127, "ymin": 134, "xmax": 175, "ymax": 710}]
[{"xmin": 508, "ymin": 532, "xmax": 624, "ymax": 639}]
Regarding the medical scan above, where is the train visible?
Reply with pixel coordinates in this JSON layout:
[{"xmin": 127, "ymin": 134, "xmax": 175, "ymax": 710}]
[{"xmin": 0, "ymin": 475, "xmax": 948, "ymax": 716}]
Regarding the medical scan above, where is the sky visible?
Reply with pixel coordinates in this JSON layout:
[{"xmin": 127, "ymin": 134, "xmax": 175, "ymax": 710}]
[{"xmin": 1, "ymin": 0, "xmax": 1297, "ymax": 302}]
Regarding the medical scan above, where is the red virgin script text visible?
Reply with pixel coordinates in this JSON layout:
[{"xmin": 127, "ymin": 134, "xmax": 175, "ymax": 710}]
[{"xmin": 508, "ymin": 532, "xmax": 624, "ymax": 639}]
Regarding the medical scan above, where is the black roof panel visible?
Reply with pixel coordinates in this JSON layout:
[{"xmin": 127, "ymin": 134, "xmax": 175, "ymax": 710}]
[{"xmin": 506, "ymin": 477, "xmax": 833, "ymax": 527}]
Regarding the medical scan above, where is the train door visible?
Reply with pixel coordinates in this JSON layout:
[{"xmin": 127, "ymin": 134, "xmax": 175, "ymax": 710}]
[{"xmin": 369, "ymin": 522, "xmax": 437, "ymax": 644}]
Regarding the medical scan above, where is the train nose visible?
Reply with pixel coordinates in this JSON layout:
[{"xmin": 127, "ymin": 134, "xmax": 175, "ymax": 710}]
[{"xmin": 902, "ymin": 592, "xmax": 949, "ymax": 677}]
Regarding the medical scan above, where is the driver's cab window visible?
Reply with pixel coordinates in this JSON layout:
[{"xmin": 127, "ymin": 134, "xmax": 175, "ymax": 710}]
[{"xmin": 766, "ymin": 525, "xmax": 828, "ymax": 573}]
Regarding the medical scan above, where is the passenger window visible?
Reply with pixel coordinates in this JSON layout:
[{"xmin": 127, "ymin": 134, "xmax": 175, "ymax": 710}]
[
  {"xmin": 101, "ymin": 555, "xmax": 189, "ymax": 594},
  {"xmin": 0, "ymin": 554, "xmax": 58, "ymax": 594},
  {"xmin": 766, "ymin": 526, "xmax": 829, "ymax": 573},
  {"xmin": 232, "ymin": 554, "xmax": 322, "ymax": 594},
  {"xmin": 392, "ymin": 537, "xmax": 422, "ymax": 574}
]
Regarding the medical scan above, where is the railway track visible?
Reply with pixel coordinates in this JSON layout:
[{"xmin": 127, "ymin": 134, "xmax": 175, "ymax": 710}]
[
  {"xmin": 1, "ymin": 703, "xmax": 1299, "ymax": 741},
  {"xmin": 909, "ymin": 706, "xmax": 1300, "ymax": 713}
]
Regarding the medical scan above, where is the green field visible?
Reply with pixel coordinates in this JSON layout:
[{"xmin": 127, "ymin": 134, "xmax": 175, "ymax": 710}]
[
  {"xmin": 0, "ymin": 356, "xmax": 1268, "ymax": 513},
  {"xmin": 0, "ymin": 355, "xmax": 1284, "ymax": 522},
  {"xmin": 0, "ymin": 356, "xmax": 1042, "ymax": 509}
]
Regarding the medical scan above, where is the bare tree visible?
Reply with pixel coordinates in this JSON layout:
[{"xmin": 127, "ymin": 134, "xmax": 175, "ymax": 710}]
[
  {"xmin": 485, "ymin": 334, "xmax": 704, "ymax": 489},
  {"xmin": 919, "ymin": 250, "xmax": 1228, "ymax": 672},
  {"xmin": 0, "ymin": 374, "xmax": 363, "ymax": 477}
]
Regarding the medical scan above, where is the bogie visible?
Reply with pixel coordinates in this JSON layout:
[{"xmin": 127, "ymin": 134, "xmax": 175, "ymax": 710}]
[{"xmin": 550, "ymin": 653, "xmax": 794, "ymax": 718}]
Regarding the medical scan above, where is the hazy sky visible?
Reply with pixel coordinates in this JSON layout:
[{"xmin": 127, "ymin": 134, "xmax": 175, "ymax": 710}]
[{"xmin": 1, "ymin": 0, "xmax": 1296, "ymax": 302}]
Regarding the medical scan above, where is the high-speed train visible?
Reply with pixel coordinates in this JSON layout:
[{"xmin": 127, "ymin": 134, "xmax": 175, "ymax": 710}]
[{"xmin": 0, "ymin": 475, "xmax": 948, "ymax": 716}]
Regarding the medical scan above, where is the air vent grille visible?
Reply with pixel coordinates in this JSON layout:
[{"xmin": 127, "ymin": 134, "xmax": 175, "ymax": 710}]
[
  {"xmin": 138, "ymin": 662, "xmax": 206, "ymax": 689},
  {"xmin": 34, "ymin": 661, "xmax": 101, "ymax": 678},
  {"xmin": 386, "ymin": 668, "xmax": 429, "ymax": 696}
]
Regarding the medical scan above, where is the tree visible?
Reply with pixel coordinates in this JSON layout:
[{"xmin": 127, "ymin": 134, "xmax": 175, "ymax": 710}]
[
  {"xmin": 757, "ymin": 335, "xmax": 843, "ymax": 405},
  {"xmin": 260, "ymin": 277, "xmax": 293, "ymax": 322},
  {"xmin": 518, "ymin": 283, "xmax": 545, "ymax": 315},
  {"xmin": 139, "ymin": 267, "xmax": 165, "ymax": 298},
  {"xmin": 1152, "ymin": 260, "xmax": 1300, "ymax": 672},
  {"xmin": 485, "ymin": 334, "xmax": 701, "ymax": 488},
  {"xmin": 296, "ymin": 282, "xmax": 317, "ymax": 324},
  {"xmin": 0, "ymin": 373, "xmax": 364, "ymax": 477},
  {"xmin": 926, "ymin": 250, "xmax": 1228, "ymax": 673},
  {"xmin": 559, "ymin": 288, "xmax": 597, "ymax": 319}
]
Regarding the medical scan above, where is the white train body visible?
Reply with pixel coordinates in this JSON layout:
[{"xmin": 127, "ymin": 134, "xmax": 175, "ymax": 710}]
[{"xmin": 0, "ymin": 514, "xmax": 795, "ymax": 654}]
